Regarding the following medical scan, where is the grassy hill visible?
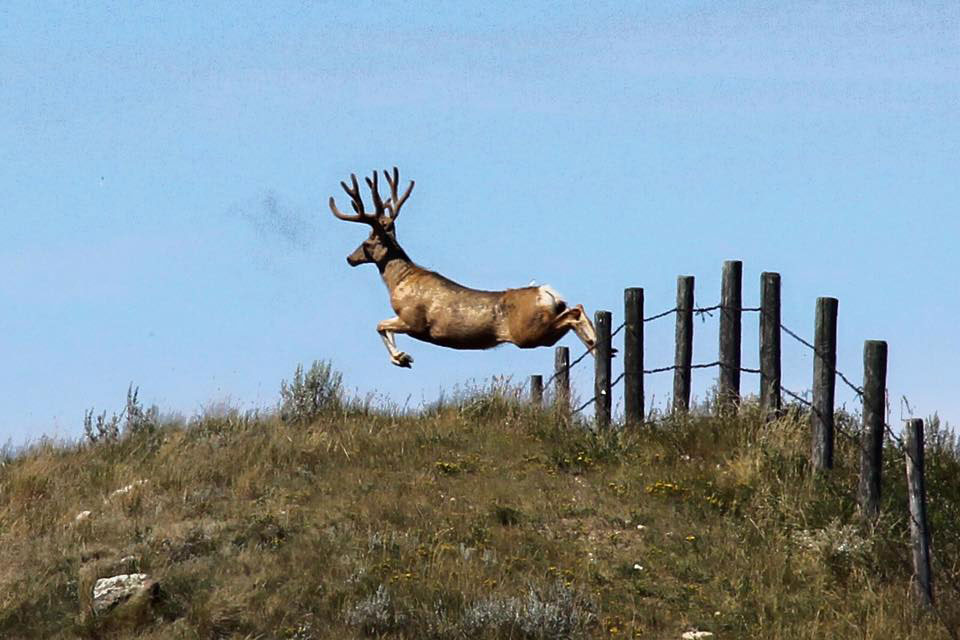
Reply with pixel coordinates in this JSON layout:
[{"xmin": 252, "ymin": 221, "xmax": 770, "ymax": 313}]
[{"xmin": 1, "ymin": 366, "xmax": 959, "ymax": 639}]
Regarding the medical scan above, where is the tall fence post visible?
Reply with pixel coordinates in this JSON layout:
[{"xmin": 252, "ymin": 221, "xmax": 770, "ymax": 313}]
[
  {"xmin": 594, "ymin": 310, "xmax": 612, "ymax": 428},
  {"xmin": 811, "ymin": 297, "xmax": 838, "ymax": 472},
  {"xmin": 529, "ymin": 375, "xmax": 543, "ymax": 407},
  {"xmin": 554, "ymin": 346, "xmax": 570, "ymax": 414},
  {"xmin": 905, "ymin": 418, "xmax": 934, "ymax": 607},
  {"xmin": 718, "ymin": 260, "xmax": 742, "ymax": 414},
  {"xmin": 624, "ymin": 288, "xmax": 644, "ymax": 425},
  {"xmin": 673, "ymin": 276, "xmax": 694, "ymax": 414},
  {"xmin": 759, "ymin": 272, "xmax": 781, "ymax": 418},
  {"xmin": 859, "ymin": 340, "xmax": 887, "ymax": 520}
]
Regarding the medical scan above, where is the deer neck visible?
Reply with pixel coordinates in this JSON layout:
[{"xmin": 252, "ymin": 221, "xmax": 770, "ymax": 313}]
[{"xmin": 378, "ymin": 253, "xmax": 416, "ymax": 291}]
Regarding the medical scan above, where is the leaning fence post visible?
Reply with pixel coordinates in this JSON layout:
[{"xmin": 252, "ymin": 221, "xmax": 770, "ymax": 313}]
[
  {"xmin": 673, "ymin": 276, "xmax": 694, "ymax": 414},
  {"xmin": 529, "ymin": 375, "xmax": 543, "ymax": 407},
  {"xmin": 554, "ymin": 346, "xmax": 570, "ymax": 413},
  {"xmin": 811, "ymin": 297, "xmax": 838, "ymax": 471},
  {"xmin": 760, "ymin": 272, "xmax": 781, "ymax": 418},
  {"xmin": 905, "ymin": 418, "xmax": 934, "ymax": 607},
  {"xmin": 718, "ymin": 260, "xmax": 742, "ymax": 414},
  {"xmin": 859, "ymin": 340, "xmax": 887, "ymax": 520},
  {"xmin": 624, "ymin": 288, "xmax": 644, "ymax": 425},
  {"xmin": 594, "ymin": 310, "xmax": 612, "ymax": 428}
]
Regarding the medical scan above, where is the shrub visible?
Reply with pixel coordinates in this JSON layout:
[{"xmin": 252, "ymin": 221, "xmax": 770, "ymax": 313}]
[
  {"xmin": 461, "ymin": 581, "xmax": 595, "ymax": 639},
  {"xmin": 345, "ymin": 584, "xmax": 407, "ymax": 635},
  {"xmin": 83, "ymin": 384, "xmax": 159, "ymax": 444},
  {"xmin": 279, "ymin": 360, "xmax": 343, "ymax": 425}
]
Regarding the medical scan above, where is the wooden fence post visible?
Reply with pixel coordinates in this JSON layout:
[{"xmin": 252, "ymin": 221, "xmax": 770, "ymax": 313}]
[
  {"xmin": 594, "ymin": 310, "xmax": 612, "ymax": 428},
  {"xmin": 811, "ymin": 297, "xmax": 838, "ymax": 471},
  {"xmin": 529, "ymin": 375, "xmax": 543, "ymax": 407},
  {"xmin": 760, "ymin": 272, "xmax": 781, "ymax": 418},
  {"xmin": 905, "ymin": 418, "xmax": 934, "ymax": 607},
  {"xmin": 554, "ymin": 346, "xmax": 570, "ymax": 413},
  {"xmin": 673, "ymin": 276, "xmax": 694, "ymax": 414},
  {"xmin": 718, "ymin": 260, "xmax": 742, "ymax": 414},
  {"xmin": 859, "ymin": 340, "xmax": 887, "ymax": 520},
  {"xmin": 624, "ymin": 288, "xmax": 644, "ymax": 425}
]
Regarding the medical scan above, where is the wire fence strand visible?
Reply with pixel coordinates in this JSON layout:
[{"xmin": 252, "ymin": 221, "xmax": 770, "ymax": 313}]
[
  {"xmin": 644, "ymin": 307, "xmax": 678, "ymax": 322},
  {"xmin": 781, "ymin": 322, "xmax": 817, "ymax": 351},
  {"xmin": 542, "ymin": 300, "xmax": 876, "ymax": 429},
  {"xmin": 781, "ymin": 385, "xmax": 813, "ymax": 408}
]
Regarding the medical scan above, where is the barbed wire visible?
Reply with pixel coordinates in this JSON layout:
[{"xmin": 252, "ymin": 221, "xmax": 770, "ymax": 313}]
[
  {"xmin": 644, "ymin": 364, "xmax": 680, "ymax": 375},
  {"xmin": 541, "ymin": 300, "xmax": 873, "ymax": 428},
  {"xmin": 644, "ymin": 307, "xmax": 678, "ymax": 322},
  {"xmin": 547, "ymin": 299, "xmax": 792, "ymax": 415},
  {"xmin": 693, "ymin": 303, "xmax": 721, "ymax": 319},
  {"xmin": 642, "ymin": 361, "xmax": 765, "ymax": 376},
  {"xmin": 571, "ymin": 370, "xmax": 626, "ymax": 415},
  {"xmin": 781, "ymin": 385, "xmax": 813, "ymax": 408},
  {"xmin": 837, "ymin": 372, "xmax": 864, "ymax": 397},
  {"xmin": 543, "ymin": 348, "xmax": 593, "ymax": 389},
  {"xmin": 611, "ymin": 321, "xmax": 626, "ymax": 338},
  {"xmin": 736, "ymin": 365, "xmax": 763, "ymax": 374},
  {"xmin": 571, "ymin": 396, "xmax": 595, "ymax": 414},
  {"xmin": 543, "ymin": 305, "xmax": 678, "ymax": 389},
  {"xmin": 780, "ymin": 322, "xmax": 816, "ymax": 351},
  {"xmin": 778, "ymin": 321, "xmax": 864, "ymax": 397}
]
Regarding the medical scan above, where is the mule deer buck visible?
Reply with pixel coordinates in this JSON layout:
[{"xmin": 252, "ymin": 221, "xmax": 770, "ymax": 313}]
[{"xmin": 330, "ymin": 168, "xmax": 602, "ymax": 368}]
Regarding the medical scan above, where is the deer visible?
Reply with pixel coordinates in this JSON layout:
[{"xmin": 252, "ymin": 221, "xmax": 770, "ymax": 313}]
[{"xmin": 329, "ymin": 168, "xmax": 602, "ymax": 368}]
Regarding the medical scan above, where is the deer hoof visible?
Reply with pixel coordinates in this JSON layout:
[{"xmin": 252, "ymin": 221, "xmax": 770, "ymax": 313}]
[{"xmin": 391, "ymin": 353, "xmax": 414, "ymax": 368}]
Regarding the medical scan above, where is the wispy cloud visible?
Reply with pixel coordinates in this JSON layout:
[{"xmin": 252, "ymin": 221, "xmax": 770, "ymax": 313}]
[{"xmin": 229, "ymin": 190, "xmax": 322, "ymax": 252}]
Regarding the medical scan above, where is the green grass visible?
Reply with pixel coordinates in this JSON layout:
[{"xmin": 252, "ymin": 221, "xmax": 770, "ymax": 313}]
[{"xmin": 1, "ymin": 380, "xmax": 958, "ymax": 639}]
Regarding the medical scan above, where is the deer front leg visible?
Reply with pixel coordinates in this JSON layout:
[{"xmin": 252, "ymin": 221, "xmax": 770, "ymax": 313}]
[{"xmin": 377, "ymin": 316, "xmax": 415, "ymax": 368}]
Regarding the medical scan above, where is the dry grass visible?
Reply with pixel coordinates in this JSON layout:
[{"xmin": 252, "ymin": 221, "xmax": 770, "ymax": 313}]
[{"xmin": 1, "ymin": 381, "xmax": 958, "ymax": 639}]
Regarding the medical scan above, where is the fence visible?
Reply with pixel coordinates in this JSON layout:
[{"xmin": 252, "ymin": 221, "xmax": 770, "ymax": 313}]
[{"xmin": 526, "ymin": 259, "xmax": 952, "ymax": 627}]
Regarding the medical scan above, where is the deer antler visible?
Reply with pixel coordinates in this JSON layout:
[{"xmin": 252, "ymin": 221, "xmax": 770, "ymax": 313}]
[
  {"xmin": 329, "ymin": 172, "xmax": 388, "ymax": 226},
  {"xmin": 364, "ymin": 171, "xmax": 390, "ymax": 218},
  {"xmin": 383, "ymin": 166, "xmax": 414, "ymax": 219}
]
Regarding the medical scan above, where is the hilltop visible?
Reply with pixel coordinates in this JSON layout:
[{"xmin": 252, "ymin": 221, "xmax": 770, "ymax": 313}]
[{"xmin": 1, "ymin": 365, "xmax": 958, "ymax": 639}]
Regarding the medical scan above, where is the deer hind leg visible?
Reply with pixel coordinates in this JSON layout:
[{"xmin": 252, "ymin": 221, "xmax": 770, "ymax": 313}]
[
  {"xmin": 377, "ymin": 316, "xmax": 415, "ymax": 368},
  {"xmin": 547, "ymin": 304, "xmax": 596, "ymax": 350},
  {"xmin": 548, "ymin": 304, "xmax": 612, "ymax": 357}
]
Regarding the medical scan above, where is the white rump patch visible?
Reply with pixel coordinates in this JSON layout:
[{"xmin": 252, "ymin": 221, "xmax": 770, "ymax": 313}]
[{"xmin": 536, "ymin": 284, "xmax": 566, "ymax": 309}]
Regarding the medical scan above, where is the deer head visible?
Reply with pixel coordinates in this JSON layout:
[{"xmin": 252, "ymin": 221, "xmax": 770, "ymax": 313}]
[{"xmin": 329, "ymin": 168, "xmax": 414, "ymax": 267}]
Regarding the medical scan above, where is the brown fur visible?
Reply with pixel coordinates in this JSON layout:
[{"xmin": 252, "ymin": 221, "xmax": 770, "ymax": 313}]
[{"xmin": 331, "ymin": 169, "xmax": 600, "ymax": 368}]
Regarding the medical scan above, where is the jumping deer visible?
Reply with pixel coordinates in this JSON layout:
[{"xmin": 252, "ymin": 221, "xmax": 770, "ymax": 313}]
[{"xmin": 330, "ymin": 168, "xmax": 601, "ymax": 368}]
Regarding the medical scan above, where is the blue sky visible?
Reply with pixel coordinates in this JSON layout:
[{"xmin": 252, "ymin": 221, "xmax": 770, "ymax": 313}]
[{"xmin": 1, "ymin": 2, "xmax": 957, "ymax": 444}]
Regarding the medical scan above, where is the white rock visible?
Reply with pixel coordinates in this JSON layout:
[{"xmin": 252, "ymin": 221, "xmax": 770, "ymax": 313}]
[
  {"xmin": 681, "ymin": 631, "xmax": 714, "ymax": 639},
  {"xmin": 92, "ymin": 573, "xmax": 154, "ymax": 615},
  {"xmin": 75, "ymin": 510, "xmax": 92, "ymax": 522},
  {"xmin": 105, "ymin": 479, "xmax": 148, "ymax": 503}
]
